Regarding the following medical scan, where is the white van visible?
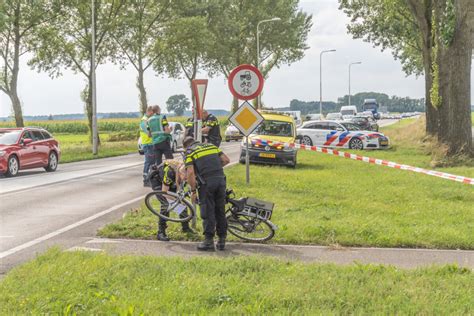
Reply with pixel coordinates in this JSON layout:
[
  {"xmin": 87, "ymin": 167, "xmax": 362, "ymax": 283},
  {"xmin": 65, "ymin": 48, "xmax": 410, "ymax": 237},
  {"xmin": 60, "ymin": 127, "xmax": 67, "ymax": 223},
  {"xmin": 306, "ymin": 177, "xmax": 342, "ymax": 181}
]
[{"xmin": 340, "ymin": 105, "xmax": 357, "ymax": 119}]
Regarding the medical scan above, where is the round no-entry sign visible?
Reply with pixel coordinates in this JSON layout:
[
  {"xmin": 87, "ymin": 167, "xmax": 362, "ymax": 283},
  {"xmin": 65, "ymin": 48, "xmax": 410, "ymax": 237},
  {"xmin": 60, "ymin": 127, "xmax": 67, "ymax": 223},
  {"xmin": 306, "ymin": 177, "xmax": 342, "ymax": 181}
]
[{"xmin": 228, "ymin": 64, "xmax": 264, "ymax": 100}]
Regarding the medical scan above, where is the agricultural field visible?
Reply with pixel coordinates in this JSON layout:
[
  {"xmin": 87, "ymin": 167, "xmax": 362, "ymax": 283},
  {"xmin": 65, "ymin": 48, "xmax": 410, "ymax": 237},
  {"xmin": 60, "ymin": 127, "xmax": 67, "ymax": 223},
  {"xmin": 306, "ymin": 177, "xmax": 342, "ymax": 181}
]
[{"xmin": 0, "ymin": 116, "xmax": 229, "ymax": 163}]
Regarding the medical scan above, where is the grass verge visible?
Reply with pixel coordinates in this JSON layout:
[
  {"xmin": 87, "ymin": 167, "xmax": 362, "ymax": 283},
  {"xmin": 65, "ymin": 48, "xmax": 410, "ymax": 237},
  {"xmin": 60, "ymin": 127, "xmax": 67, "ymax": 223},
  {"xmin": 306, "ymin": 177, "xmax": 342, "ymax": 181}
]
[
  {"xmin": 99, "ymin": 117, "xmax": 473, "ymax": 249},
  {"xmin": 56, "ymin": 133, "xmax": 137, "ymax": 163},
  {"xmin": 1, "ymin": 249, "xmax": 472, "ymax": 314}
]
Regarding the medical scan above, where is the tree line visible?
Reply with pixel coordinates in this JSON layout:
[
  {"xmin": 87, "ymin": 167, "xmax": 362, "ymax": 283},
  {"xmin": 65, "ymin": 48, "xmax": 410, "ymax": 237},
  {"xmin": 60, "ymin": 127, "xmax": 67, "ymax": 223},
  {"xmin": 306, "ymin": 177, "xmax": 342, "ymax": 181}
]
[
  {"xmin": 289, "ymin": 92, "xmax": 425, "ymax": 115},
  {"xmin": 339, "ymin": 0, "xmax": 473, "ymax": 156},
  {"xmin": 0, "ymin": 0, "xmax": 312, "ymax": 141}
]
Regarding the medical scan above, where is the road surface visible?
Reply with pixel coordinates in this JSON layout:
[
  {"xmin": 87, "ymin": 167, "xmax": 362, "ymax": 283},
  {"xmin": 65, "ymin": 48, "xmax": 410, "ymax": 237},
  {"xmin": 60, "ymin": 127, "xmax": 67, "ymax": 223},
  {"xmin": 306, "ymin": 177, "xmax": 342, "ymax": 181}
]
[{"xmin": 0, "ymin": 142, "xmax": 241, "ymax": 275}]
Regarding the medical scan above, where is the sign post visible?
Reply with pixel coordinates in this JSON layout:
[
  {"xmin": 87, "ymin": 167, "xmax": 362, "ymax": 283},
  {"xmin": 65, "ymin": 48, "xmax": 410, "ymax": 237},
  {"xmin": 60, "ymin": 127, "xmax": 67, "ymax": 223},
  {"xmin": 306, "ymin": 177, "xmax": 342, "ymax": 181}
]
[
  {"xmin": 191, "ymin": 79, "xmax": 208, "ymax": 143},
  {"xmin": 190, "ymin": 79, "xmax": 208, "ymax": 228},
  {"xmin": 227, "ymin": 64, "xmax": 264, "ymax": 184}
]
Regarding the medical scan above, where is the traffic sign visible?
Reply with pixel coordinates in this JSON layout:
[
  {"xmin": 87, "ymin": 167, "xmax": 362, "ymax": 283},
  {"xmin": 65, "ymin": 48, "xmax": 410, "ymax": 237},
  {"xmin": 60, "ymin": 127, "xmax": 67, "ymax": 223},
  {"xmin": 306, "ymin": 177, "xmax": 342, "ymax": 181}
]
[
  {"xmin": 192, "ymin": 79, "xmax": 208, "ymax": 120},
  {"xmin": 228, "ymin": 64, "xmax": 264, "ymax": 100},
  {"xmin": 229, "ymin": 101, "xmax": 264, "ymax": 136}
]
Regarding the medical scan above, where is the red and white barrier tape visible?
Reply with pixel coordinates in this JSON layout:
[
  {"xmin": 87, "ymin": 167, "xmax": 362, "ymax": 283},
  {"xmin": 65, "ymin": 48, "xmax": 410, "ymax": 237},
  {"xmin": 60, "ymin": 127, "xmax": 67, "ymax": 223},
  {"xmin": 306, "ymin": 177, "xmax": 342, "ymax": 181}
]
[{"xmin": 253, "ymin": 139, "xmax": 474, "ymax": 185}]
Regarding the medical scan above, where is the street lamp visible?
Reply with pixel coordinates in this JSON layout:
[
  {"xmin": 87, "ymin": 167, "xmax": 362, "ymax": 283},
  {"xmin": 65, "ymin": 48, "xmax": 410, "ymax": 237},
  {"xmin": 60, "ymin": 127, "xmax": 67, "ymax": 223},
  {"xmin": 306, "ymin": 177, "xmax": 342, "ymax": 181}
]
[
  {"xmin": 256, "ymin": 17, "xmax": 281, "ymax": 109},
  {"xmin": 319, "ymin": 49, "xmax": 336, "ymax": 115},
  {"xmin": 348, "ymin": 61, "xmax": 362, "ymax": 106},
  {"xmin": 91, "ymin": 0, "xmax": 98, "ymax": 155}
]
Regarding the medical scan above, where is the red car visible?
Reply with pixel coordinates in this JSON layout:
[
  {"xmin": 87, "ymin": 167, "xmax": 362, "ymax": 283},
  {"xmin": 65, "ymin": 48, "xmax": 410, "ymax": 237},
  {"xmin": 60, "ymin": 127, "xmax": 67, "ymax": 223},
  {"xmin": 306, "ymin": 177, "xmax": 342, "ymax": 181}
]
[{"xmin": 0, "ymin": 127, "xmax": 61, "ymax": 177}]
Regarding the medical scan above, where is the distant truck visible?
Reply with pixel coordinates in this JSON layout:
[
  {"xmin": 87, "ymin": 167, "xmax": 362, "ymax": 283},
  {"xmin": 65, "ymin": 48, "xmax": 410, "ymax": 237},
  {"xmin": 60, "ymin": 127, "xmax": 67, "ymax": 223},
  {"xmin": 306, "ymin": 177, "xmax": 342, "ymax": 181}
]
[
  {"xmin": 340, "ymin": 105, "xmax": 357, "ymax": 119},
  {"xmin": 362, "ymin": 99, "xmax": 381, "ymax": 119}
]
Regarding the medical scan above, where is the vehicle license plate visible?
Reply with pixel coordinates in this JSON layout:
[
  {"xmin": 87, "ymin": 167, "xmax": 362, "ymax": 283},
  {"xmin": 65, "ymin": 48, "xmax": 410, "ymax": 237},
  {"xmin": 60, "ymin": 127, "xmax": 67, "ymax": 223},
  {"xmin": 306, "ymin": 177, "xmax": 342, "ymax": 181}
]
[{"xmin": 259, "ymin": 153, "xmax": 276, "ymax": 158}]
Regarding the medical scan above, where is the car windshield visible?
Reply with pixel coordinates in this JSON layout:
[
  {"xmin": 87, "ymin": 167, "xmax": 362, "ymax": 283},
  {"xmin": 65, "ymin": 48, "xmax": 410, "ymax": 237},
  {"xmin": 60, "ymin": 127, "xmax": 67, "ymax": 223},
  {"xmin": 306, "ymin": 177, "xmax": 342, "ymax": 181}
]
[
  {"xmin": 255, "ymin": 120, "xmax": 293, "ymax": 137},
  {"xmin": 341, "ymin": 123, "xmax": 362, "ymax": 131},
  {"xmin": 0, "ymin": 131, "xmax": 21, "ymax": 145},
  {"xmin": 341, "ymin": 110, "xmax": 355, "ymax": 116}
]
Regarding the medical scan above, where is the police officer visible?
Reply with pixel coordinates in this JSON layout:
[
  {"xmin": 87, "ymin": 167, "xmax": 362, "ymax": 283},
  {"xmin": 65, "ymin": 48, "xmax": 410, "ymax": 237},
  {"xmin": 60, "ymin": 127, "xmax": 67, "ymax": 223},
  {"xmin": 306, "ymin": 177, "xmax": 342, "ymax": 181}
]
[
  {"xmin": 202, "ymin": 110, "xmax": 222, "ymax": 147},
  {"xmin": 183, "ymin": 136, "xmax": 230, "ymax": 251},
  {"xmin": 140, "ymin": 106, "xmax": 155, "ymax": 187},
  {"xmin": 148, "ymin": 160, "xmax": 194, "ymax": 241},
  {"xmin": 185, "ymin": 116, "xmax": 194, "ymax": 138},
  {"xmin": 148, "ymin": 105, "xmax": 172, "ymax": 167}
]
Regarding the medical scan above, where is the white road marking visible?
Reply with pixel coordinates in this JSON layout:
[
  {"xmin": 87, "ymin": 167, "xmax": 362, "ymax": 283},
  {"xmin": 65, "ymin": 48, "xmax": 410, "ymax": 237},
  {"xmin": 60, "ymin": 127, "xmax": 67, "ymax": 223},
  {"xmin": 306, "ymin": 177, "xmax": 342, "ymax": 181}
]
[
  {"xmin": 0, "ymin": 149, "xmax": 240, "ymax": 260},
  {"xmin": 0, "ymin": 236, "xmax": 14, "ymax": 238},
  {"xmin": 86, "ymin": 238, "xmax": 122, "ymax": 244},
  {"xmin": 0, "ymin": 195, "xmax": 144, "ymax": 259},
  {"xmin": 66, "ymin": 246, "xmax": 104, "ymax": 252}
]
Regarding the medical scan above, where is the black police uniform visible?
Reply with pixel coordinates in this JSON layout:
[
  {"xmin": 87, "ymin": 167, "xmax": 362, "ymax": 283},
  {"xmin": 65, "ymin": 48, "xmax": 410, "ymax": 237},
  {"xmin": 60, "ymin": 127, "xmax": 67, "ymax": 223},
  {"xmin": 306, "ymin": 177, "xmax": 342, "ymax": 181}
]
[
  {"xmin": 148, "ymin": 162, "xmax": 191, "ymax": 235},
  {"xmin": 185, "ymin": 142, "xmax": 227, "ymax": 239},
  {"xmin": 203, "ymin": 114, "xmax": 222, "ymax": 147},
  {"xmin": 185, "ymin": 117, "xmax": 194, "ymax": 138}
]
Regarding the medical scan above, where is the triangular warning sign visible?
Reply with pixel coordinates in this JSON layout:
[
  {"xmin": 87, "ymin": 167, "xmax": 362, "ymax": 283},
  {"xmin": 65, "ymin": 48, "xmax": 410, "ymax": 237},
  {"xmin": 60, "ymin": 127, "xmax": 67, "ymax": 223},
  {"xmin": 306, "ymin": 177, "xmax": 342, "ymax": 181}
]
[{"xmin": 192, "ymin": 79, "xmax": 208, "ymax": 120}]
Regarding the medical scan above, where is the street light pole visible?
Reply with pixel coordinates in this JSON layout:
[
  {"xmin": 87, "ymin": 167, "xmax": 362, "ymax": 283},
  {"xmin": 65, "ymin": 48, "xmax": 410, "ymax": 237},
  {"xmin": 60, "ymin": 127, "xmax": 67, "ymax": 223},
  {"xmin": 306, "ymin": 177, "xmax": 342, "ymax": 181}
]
[
  {"xmin": 256, "ymin": 17, "xmax": 281, "ymax": 109},
  {"xmin": 348, "ymin": 61, "xmax": 361, "ymax": 106},
  {"xmin": 319, "ymin": 49, "xmax": 336, "ymax": 115},
  {"xmin": 91, "ymin": 0, "xmax": 98, "ymax": 155}
]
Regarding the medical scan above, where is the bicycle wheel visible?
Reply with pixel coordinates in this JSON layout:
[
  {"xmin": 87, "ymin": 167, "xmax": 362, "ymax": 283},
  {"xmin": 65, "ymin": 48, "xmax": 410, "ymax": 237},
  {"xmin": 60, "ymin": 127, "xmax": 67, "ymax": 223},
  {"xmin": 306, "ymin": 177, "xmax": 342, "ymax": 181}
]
[
  {"xmin": 226, "ymin": 212, "xmax": 275, "ymax": 242},
  {"xmin": 145, "ymin": 191, "xmax": 194, "ymax": 223}
]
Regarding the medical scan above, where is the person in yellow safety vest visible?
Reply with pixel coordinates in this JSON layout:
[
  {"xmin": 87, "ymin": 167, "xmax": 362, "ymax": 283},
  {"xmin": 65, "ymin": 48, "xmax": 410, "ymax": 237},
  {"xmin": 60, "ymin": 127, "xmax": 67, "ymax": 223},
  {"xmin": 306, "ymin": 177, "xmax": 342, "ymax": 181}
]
[
  {"xmin": 140, "ymin": 106, "xmax": 155, "ymax": 186},
  {"xmin": 148, "ymin": 105, "xmax": 172, "ymax": 169}
]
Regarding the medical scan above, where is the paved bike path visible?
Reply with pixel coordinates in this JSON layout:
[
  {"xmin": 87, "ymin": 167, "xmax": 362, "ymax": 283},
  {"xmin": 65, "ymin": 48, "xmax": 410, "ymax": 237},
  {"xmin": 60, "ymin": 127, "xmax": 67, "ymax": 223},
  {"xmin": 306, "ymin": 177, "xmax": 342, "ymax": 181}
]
[{"xmin": 69, "ymin": 238, "xmax": 474, "ymax": 269}]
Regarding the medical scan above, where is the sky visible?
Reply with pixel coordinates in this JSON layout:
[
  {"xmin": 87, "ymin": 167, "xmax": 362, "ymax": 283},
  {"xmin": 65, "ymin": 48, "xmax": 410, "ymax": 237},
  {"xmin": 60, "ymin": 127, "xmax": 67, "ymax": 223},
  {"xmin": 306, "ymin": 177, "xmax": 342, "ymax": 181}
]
[{"xmin": 1, "ymin": 0, "xmax": 472, "ymax": 117}]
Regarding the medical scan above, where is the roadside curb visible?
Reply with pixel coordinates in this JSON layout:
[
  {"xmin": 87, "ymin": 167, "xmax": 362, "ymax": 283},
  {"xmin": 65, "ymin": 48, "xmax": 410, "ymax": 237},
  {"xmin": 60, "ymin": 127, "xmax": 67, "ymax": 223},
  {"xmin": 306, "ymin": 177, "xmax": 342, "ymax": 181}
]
[{"xmin": 75, "ymin": 237, "xmax": 474, "ymax": 269}]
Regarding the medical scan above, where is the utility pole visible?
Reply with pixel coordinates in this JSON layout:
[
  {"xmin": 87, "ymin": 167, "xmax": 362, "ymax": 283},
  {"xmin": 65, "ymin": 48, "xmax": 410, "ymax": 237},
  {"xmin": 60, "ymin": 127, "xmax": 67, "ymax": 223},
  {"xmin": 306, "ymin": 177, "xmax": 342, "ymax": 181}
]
[
  {"xmin": 319, "ymin": 49, "xmax": 336, "ymax": 115},
  {"xmin": 91, "ymin": 0, "xmax": 98, "ymax": 155},
  {"xmin": 348, "ymin": 61, "xmax": 361, "ymax": 106},
  {"xmin": 256, "ymin": 17, "xmax": 281, "ymax": 109}
]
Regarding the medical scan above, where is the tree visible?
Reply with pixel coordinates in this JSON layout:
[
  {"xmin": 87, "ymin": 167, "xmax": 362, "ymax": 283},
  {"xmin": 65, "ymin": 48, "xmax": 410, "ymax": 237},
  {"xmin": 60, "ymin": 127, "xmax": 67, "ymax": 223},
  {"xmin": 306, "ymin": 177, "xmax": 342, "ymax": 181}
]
[
  {"xmin": 209, "ymin": 0, "xmax": 312, "ymax": 111},
  {"xmin": 166, "ymin": 94, "xmax": 190, "ymax": 116},
  {"xmin": 111, "ymin": 0, "xmax": 172, "ymax": 114},
  {"xmin": 339, "ymin": 0, "xmax": 473, "ymax": 156},
  {"xmin": 0, "ymin": 0, "xmax": 63, "ymax": 127},
  {"xmin": 29, "ymin": 0, "xmax": 124, "ymax": 143},
  {"xmin": 160, "ymin": 0, "xmax": 218, "ymax": 110}
]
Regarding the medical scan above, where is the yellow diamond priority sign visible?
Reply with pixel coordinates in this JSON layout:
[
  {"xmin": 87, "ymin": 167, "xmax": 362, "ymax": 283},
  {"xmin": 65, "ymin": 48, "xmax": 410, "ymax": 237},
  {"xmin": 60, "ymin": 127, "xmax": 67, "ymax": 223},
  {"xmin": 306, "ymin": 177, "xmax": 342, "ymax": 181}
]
[{"xmin": 229, "ymin": 101, "xmax": 264, "ymax": 136}]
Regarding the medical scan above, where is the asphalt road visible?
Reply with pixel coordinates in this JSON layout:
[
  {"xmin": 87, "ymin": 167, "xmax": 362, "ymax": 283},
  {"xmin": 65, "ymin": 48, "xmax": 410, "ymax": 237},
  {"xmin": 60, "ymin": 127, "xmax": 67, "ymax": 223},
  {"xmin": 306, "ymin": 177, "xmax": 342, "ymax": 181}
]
[{"xmin": 0, "ymin": 142, "xmax": 242, "ymax": 275}]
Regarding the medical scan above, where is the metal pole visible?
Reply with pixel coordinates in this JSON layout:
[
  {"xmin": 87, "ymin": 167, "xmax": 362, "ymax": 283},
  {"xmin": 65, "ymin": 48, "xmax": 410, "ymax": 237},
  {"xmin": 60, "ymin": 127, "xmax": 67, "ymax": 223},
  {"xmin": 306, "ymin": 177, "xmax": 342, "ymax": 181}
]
[
  {"xmin": 348, "ymin": 64, "xmax": 351, "ymax": 106},
  {"xmin": 245, "ymin": 136, "xmax": 249, "ymax": 184},
  {"xmin": 91, "ymin": 0, "xmax": 98, "ymax": 155},
  {"xmin": 348, "ymin": 62, "xmax": 361, "ymax": 106},
  {"xmin": 256, "ymin": 17, "xmax": 281, "ymax": 110},
  {"xmin": 319, "ymin": 49, "xmax": 336, "ymax": 116},
  {"xmin": 256, "ymin": 23, "xmax": 260, "ymax": 109}
]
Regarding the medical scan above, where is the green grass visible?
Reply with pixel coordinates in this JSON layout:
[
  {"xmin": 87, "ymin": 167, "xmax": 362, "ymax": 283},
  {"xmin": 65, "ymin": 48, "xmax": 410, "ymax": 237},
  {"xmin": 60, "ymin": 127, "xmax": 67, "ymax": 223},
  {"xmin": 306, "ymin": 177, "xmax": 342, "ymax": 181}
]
[
  {"xmin": 1, "ymin": 249, "xmax": 472, "ymax": 314},
  {"xmin": 99, "ymin": 118, "xmax": 474, "ymax": 249},
  {"xmin": 56, "ymin": 133, "xmax": 137, "ymax": 163}
]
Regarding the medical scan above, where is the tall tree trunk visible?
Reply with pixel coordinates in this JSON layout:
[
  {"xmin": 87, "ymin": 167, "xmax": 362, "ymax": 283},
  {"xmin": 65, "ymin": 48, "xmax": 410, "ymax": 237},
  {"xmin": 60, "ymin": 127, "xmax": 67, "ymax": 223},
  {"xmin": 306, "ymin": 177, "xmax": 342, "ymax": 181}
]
[
  {"xmin": 84, "ymin": 75, "xmax": 100, "ymax": 145},
  {"xmin": 137, "ymin": 65, "xmax": 147, "ymax": 115},
  {"xmin": 445, "ymin": 16, "xmax": 472, "ymax": 155},
  {"xmin": 11, "ymin": 6, "xmax": 24, "ymax": 127},
  {"xmin": 422, "ymin": 38, "xmax": 438, "ymax": 135}
]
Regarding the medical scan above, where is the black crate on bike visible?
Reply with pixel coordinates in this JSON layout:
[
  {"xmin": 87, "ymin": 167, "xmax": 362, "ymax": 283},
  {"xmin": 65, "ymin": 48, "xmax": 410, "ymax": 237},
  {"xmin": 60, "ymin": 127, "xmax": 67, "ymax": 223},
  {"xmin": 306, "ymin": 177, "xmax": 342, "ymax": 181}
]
[{"xmin": 243, "ymin": 198, "xmax": 274, "ymax": 220}]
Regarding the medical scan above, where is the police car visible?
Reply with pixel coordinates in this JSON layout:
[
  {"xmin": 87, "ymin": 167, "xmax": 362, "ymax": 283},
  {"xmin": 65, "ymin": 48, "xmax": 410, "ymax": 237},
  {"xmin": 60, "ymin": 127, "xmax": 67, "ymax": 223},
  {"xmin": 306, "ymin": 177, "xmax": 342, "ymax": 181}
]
[{"xmin": 297, "ymin": 120, "xmax": 390, "ymax": 150}]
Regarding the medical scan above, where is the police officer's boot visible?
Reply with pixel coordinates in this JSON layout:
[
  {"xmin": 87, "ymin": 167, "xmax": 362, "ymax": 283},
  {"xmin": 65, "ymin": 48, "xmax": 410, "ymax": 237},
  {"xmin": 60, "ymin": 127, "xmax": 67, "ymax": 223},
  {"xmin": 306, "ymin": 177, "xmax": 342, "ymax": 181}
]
[
  {"xmin": 197, "ymin": 236, "xmax": 215, "ymax": 251},
  {"xmin": 216, "ymin": 236, "xmax": 226, "ymax": 251},
  {"xmin": 157, "ymin": 231, "xmax": 170, "ymax": 242}
]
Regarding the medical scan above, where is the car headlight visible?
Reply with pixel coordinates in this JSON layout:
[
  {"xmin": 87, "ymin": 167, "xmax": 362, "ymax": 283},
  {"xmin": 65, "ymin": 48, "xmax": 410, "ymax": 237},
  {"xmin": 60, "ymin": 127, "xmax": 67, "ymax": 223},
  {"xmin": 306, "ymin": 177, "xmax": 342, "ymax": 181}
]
[
  {"xmin": 283, "ymin": 144, "xmax": 295, "ymax": 152},
  {"xmin": 0, "ymin": 150, "xmax": 5, "ymax": 157}
]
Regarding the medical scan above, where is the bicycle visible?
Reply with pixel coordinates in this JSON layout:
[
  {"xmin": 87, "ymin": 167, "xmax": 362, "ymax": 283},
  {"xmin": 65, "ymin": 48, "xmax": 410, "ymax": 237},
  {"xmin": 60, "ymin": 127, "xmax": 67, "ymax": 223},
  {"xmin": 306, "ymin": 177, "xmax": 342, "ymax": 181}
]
[
  {"xmin": 144, "ymin": 181, "xmax": 195, "ymax": 223},
  {"xmin": 145, "ymin": 180, "xmax": 277, "ymax": 242},
  {"xmin": 225, "ymin": 189, "xmax": 277, "ymax": 242}
]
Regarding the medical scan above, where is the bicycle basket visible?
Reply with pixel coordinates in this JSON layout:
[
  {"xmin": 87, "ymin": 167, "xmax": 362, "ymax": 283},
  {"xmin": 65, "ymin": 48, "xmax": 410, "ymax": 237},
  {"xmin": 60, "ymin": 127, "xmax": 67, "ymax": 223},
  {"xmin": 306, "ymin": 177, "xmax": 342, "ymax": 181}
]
[{"xmin": 243, "ymin": 198, "xmax": 274, "ymax": 220}]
